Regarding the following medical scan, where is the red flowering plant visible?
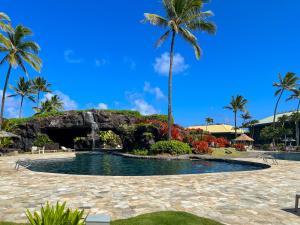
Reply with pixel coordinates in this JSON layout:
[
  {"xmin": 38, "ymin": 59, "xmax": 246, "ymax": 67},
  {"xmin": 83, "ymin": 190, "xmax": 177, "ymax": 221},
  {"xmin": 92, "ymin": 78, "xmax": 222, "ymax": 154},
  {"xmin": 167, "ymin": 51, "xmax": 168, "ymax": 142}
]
[
  {"xmin": 234, "ymin": 143, "xmax": 246, "ymax": 151},
  {"xmin": 192, "ymin": 141, "xmax": 213, "ymax": 155},
  {"xmin": 183, "ymin": 128, "xmax": 204, "ymax": 145},
  {"xmin": 215, "ymin": 137, "xmax": 230, "ymax": 147}
]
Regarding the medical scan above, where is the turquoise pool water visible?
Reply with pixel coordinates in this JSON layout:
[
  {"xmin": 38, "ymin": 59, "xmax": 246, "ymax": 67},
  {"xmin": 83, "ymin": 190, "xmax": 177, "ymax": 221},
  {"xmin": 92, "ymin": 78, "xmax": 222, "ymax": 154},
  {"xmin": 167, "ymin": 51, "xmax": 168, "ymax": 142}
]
[
  {"xmin": 26, "ymin": 152, "xmax": 268, "ymax": 176},
  {"xmin": 271, "ymin": 152, "xmax": 300, "ymax": 161}
]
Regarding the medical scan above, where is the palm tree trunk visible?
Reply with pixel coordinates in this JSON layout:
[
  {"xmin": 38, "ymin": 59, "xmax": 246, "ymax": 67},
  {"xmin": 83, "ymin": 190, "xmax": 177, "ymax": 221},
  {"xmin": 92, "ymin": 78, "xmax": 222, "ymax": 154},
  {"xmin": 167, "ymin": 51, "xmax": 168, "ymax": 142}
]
[
  {"xmin": 37, "ymin": 91, "xmax": 40, "ymax": 108},
  {"xmin": 0, "ymin": 65, "xmax": 12, "ymax": 129},
  {"xmin": 234, "ymin": 111, "xmax": 237, "ymax": 137},
  {"xmin": 272, "ymin": 89, "xmax": 284, "ymax": 147},
  {"xmin": 296, "ymin": 100, "xmax": 300, "ymax": 146},
  {"xmin": 19, "ymin": 96, "xmax": 24, "ymax": 118},
  {"xmin": 168, "ymin": 31, "xmax": 176, "ymax": 140}
]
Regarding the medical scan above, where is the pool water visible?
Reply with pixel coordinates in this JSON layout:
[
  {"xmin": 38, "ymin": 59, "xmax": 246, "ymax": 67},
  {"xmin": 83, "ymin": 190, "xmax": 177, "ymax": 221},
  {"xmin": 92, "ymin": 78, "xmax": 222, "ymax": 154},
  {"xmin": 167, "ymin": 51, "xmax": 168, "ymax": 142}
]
[
  {"xmin": 26, "ymin": 152, "xmax": 268, "ymax": 176},
  {"xmin": 271, "ymin": 152, "xmax": 300, "ymax": 161}
]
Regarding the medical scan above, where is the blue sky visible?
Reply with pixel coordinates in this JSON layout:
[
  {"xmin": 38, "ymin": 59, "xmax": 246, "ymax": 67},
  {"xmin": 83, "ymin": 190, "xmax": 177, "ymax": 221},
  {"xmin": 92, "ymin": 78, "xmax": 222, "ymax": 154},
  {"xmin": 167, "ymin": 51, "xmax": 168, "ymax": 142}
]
[{"xmin": 1, "ymin": 0, "xmax": 300, "ymax": 127}]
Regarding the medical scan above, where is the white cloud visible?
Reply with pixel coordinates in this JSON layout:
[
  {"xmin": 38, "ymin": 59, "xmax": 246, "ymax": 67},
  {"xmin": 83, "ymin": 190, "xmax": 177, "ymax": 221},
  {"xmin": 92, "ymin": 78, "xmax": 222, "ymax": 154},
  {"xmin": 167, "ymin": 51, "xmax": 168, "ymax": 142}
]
[
  {"xmin": 98, "ymin": 103, "xmax": 108, "ymax": 110},
  {"xmin": 0, "ymin": 90, "xmax": 20, "ymax": 118},
  {"xmin": 64, "ymin": 49, "xmax": 83, "ymax": 64},
  {"xmin": 154, "ymin": 52, "xmax": 189, "ymax": 75},
  {"xmin": 143, "ymin": 82, "xmax": 165, "ymax": 100},
  {"xmin": 123, "ymin": 57, "xmax": 136, "ymax": 70},
  {"xmin": 95, "ymin": 58, "xmax": 108, "ymax": 67},
  {"xmin": 132, "ymin": 99, "xmax": 158, "ymax": 115},
  {"xmin": 43, "ymin": 90, "xmax": 78, "ymax": 110}
]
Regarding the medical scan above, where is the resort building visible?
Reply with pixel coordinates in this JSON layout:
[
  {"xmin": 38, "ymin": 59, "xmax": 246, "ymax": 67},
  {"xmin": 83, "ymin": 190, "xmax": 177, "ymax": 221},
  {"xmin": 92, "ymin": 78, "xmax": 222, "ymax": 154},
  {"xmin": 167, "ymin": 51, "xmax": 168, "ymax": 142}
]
[
  {"xmin": 187, "ymin": 124, "xmax": 245, "ymax": 140},
  {"xmin": 251, "ymin": 110, "xmax": 299, "ymax": 145}
]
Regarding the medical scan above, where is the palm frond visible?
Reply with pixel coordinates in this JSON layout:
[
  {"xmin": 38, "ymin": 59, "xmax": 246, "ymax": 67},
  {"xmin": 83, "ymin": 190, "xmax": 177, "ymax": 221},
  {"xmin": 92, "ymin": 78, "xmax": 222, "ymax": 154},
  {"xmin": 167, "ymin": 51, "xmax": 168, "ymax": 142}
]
[
  {"xmin": 178, "ymin": 27, "xmax": 201, "ymax": 59},
  {"xmin": 19, "ymin": 41, "xmax": 40, "ymax": 54},
  {"xmin": 0, "ymin": 33, "xmax": 11, "ymax": 48},
  {"xmin": 0, "ymin": 12, "xmax": 10, "ymax": 21},
  {"xmin": 187, "ymin": 20, "xmax": 216, "ymax": 34},
  {"xmin": 155, "ymin": 30, "xmax": 170, "ymax": 48},
  {"xmin": 143, "ymin": 13, "xmax": 168, "ymax": 27},
  {"xmin": 162, "ymin": 0, "xmax": 177, "ymax": 18}
]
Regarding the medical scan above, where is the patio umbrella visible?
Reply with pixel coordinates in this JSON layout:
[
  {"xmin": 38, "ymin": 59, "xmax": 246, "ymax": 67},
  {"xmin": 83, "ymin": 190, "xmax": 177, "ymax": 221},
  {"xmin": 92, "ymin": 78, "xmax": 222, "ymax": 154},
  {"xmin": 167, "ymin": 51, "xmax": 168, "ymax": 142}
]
[
  {"xmin": 0, "ymin": 131, "xmax": 20, "ymax": 139},
  {"xmin": 234, "ymin": 134, "xmax": 254, "ymax": 142}
]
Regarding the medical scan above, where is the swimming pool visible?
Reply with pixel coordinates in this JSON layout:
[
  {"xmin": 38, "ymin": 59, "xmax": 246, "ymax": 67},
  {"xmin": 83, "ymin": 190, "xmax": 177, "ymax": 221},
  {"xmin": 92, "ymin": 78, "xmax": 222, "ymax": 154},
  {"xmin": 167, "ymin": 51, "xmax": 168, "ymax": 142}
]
[
  {"xmin": 26, "ymin": 152, "xmax": 269, "ymax": 176},
  {"xmin": 271, "ymin": 152, "xmax": 300, "ymax": 161}
]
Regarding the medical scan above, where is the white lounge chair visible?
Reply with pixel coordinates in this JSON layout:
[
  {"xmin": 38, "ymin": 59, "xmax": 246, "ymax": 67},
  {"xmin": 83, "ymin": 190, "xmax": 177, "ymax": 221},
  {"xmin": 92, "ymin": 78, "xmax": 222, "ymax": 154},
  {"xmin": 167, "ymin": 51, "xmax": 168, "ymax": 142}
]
[
  {"xmin": 31, "ymin": 146, "xmax": 45, "ymax": 154},
  {"xmin": 61, "ymin": 146, "xmax": 75, "ymax": 152}
]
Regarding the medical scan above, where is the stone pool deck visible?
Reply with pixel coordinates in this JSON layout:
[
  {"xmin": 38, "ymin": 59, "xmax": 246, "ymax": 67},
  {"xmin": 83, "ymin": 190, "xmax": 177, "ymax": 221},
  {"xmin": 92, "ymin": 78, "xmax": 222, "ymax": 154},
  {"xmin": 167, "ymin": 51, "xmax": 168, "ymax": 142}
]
[{"xmin": 0, "ymin": 153, "xmax": 299, "ymax": 225}]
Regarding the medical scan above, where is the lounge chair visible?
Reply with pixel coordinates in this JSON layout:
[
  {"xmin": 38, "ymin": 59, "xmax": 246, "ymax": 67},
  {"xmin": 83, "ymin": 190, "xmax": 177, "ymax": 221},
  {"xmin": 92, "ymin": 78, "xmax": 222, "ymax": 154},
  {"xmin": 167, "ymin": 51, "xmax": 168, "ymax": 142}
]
[
  {"xmin": 31, "ymin": 146, "xmax": 44, "ymax": 154},
  {"xmin": 61, "ymin": 146, "xmax": 75, "ymax": 152},
  {"xmin": 296, "ymin": 193, "xmax": 300, "ymax": 212}
]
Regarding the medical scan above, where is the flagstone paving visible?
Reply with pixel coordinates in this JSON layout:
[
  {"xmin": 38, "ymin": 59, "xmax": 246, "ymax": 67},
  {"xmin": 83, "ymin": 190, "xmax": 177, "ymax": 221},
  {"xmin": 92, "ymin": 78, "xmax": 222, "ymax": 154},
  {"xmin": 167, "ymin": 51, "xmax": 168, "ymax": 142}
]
[{"xmin": 0, "ymin": 153, "xmax": 299, "ymax": 225}]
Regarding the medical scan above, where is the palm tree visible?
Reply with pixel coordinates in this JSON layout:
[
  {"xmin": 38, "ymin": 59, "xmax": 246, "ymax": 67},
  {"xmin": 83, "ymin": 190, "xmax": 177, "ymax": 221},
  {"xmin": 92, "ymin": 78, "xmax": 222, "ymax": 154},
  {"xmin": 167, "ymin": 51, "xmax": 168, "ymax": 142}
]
[
  {"xmin": 273, "ymin": 72, "xmax": 298, "ymax": 127},
  {"xmin": 8, "ymin": 77, "xmax": 35, "ymax": 118},
  {"xmin": 241, "ymin": 111, "xmax": 252, "ymax": 127},
  {"xmin": 34, "ymin": 95, "xmax": 63, "ymax": 114},
  {"xmin": 143, "ymin": 0, "xmax": 216, "ymax": 140},
  {"xmin": 205, "ymin": 117, "xmax": 213, "ymax": 131},
  {"xmin": 0, "ymin": 12, "xmax": 13, "ymax": 32},
  {"xmin": 244, "ymin": 119, "xmax": 259, "ymax": 139},
  {"xmin": 224, "ymin": 95, "xmax": 248, "ymax": 137},
  {"xmin": 32, "ymin": 76, "xmax": 51, "ymax": 108},
  {"xmin": 0, "ymin": 25, "xmax": 42, "ymax": 128}
]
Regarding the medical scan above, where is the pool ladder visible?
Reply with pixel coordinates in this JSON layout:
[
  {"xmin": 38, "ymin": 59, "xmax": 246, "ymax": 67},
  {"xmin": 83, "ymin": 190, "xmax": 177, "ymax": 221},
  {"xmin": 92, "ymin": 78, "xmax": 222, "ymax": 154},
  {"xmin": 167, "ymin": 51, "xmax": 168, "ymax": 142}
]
[{"xmin": 15, "ymin": 159, "xmax": 32, "ymax": 170}]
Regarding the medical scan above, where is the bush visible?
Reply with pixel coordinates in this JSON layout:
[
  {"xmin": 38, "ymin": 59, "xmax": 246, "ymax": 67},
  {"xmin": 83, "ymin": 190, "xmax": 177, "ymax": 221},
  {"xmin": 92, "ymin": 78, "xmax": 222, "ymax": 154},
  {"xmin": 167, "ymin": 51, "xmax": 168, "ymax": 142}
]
[
  {"xmin": 33, "ymin": 133, "xmax": 53, "ymax": 147},
  {"xmin": 215, "ymin": 137, "xmax": 230, "ymax": 148},
  {"xmin": 150, "ymin": 140, "xmax": 192, "ymax": 155},
  {"xmin": 131, "ymin": 149, "xmax": 149, "ymax": 156},
  {"xmin": 192, "ymin": 141, "xmax": 213, "ymax": 154},
  {"xmin": 276, "ymin": 143, "xmax": 285, "ymax": 151},
  {"xmin": 0, "ymin": 137, "xmax": 13, "ymax": 148},
  {"xmin": 98, "ymin": 130, "xmax": 122, "ymax": 147},
  {"xmin": 26, "ymin": 202, "xmax": 85, "ymax": 225},
  {"xmin": 234, "ymin": 143, "xmax": 246, "ymax": 151}
]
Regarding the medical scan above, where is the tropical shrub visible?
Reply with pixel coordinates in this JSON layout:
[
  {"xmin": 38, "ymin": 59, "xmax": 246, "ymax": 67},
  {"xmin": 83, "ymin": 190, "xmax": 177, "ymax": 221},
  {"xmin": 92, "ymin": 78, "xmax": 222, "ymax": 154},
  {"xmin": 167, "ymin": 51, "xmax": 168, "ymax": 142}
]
[
  {"xmin": 150, "ymin": 140, "xmax": 192, "ymax": 155},
  {"xmin": 261, "ymin": 144, "xmax": 271, "ymax": 151},
  {"xmin": 216, "ymin": 137, "xmax": 230, "ymax": 147},
  {"xmin": 0, "ymin": 137, "xmax": 13, "ymax": 148},
  {"xmin": 276, "ymin": 143, "xmax": 285, "ymax": 151},
  {"xmin": 234, "ymin": 143, "xmax": 246, "ymax": 151},
  {"xmin": 192, "ymin": 141, "xmax": 213, "ymax": 154},
  {"xmin": 33, "ymin": 133, "xmax": 53, "ymax": 147},
  {"xmin": 204, "ymin": 135, "xmax": 217, "ymax": 145},
  {"xmin": 183, "ymin": 128, "xmax": 204, "ymax": 144},
  {"xmin": 131, "ymin": 149, "xmax": 149, "ymax": 156},
  {"xmin": 98, "ymin": 130, "xmax": 122, "ymax": 147},
  {"xmin": 26, "ymin": 202, "xmax": 85, "ymax": 225}
]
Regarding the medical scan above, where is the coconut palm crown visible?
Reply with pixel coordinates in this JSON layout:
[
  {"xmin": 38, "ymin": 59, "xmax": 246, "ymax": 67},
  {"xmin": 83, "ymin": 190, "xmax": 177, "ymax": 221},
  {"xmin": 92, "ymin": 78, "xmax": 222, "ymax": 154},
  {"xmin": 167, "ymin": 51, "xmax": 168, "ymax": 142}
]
[
  {"xmin": 0, "ymin": 25, "xmax": 42, "ymax": 127},
  {"xmin": 0, "ymin": 12, "xmax": 13, "ymax": 33},
  {"xmin": 8, "ymin": 77, "xmax": 35, "ymax": 118},
  {"xmin": 143, "ymin": 0, "xmax": 216, "ymax": 139},
  {"xmin": 224, "ymin": 95, "xmax": 248, "ymax": 137},
  {"xmin": 32, "ymin": 76, "xmax": 51, "ymax": 108}
]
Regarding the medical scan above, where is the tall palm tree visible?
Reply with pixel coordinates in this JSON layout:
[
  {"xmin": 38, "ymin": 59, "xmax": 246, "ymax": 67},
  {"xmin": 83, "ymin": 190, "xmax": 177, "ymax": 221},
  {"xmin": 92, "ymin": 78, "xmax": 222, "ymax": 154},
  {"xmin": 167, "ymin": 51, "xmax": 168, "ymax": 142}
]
[
  {"xmin": 32, "ymin": 76, "xmax": 51, "ymax": 108},
  {"xmin": 0, "ymin": 25, "xmax": 42, "ymax": 128},
  {"xmin": 143, "ymin": 0, "xmax": 216, "ymax": 140},
  {"xmin": 273, "ymin": 72, "xmax": 298, "ymax": 127},
  {"xmin": 287, "ymin": 88, "xmax": 300, "ymax": 145},
  {"xmin": 0, "ymin": 12, "xmax": 13, "ymax": 32},
  {"xmin": 241, "ymin": 111, "xmax": 252, "ymax": 127},
  {"xmin": 205, "ymin": 117, "xmax": 213, "ymax": 131},
  {"xmin": 224, "ymin": 95, "xmax": 248, "ymax": 137},
  {"xmin": 8, "ymin": 77, "xmax": 35, "ymax": 118},
  {"xmin": 34, "ymin": 95, "xmax": 63, "ymax": 114}
]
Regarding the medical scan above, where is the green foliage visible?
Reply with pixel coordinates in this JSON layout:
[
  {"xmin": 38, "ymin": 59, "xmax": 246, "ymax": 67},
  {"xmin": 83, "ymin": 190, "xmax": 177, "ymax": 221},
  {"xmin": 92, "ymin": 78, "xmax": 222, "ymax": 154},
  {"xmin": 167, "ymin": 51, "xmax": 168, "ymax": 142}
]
[
  {"xmin": 143, "ymin": 114, "xmax": 170, "ymax": 123},
  {"xmin": 112, "ymin": 211, "xmax": 223, "ymax": 225},
  {"xmin": 33, "ymin": 133, "xmax": 53, "ymax": 147},
  {"xmin": 0, "ymin": 137, "xmax": 13, "ymax": 148},
  {"xmin": 131, "ymin": 149, "xmax": 149, "ymax": 156},
  {"xmin": 150, "ymin": 140, "xmax": 192, "ymax": 155},
  {"xmin": 34, "ymin": 111, "xmax": 64, "ymax": 118},
  {"xmin": 26, "ymin": 202, "xmax": 85, "ymax": 225},
  {"xmin": 260, "ymin": 125, "xmax": 292, "ymax": 141},
  {"xmin": 73, "ymin": 137, "xmax": 86, "ymax": 144},
  {"xmin": 34, "ymin": 95, "xmax": 64, "ymax": 115},
  {"xmin": 276, "ymin": 143, "xmax": 285, "ymax": 151},
  {"xmin": 99, "ymin": 130, "xmax": 122, "ymax": 147},
  {"xmin": 2, "ymin": 118, "xmax": 32, "ymax": 132},
  {"xmin": 261, "ymin": 144, "xmax": 271, "ymax": 150}
]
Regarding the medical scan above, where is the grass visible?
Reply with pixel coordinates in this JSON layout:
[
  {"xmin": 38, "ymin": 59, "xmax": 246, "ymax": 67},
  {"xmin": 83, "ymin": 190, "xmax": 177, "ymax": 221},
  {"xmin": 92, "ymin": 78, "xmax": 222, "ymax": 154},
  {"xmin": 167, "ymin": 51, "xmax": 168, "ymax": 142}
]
[
  {"xmin": 111, "ymin": 211, "xmax": 223, "ymax": 225},
  {"xmin": 0, "ymin": 211, "xmax": 223, "ymax": 225},
  {"xmin": 211, "ymin": 147, "xmax": 248, "ymax": 158}
]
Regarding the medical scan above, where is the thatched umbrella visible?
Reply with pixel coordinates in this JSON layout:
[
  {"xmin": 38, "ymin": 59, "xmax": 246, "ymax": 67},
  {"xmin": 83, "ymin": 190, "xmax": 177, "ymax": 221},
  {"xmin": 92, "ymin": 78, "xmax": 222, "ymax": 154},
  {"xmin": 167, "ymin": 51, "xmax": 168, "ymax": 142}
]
[
  {"xmin": 0, "ymin": 131, "xmax": 20, "ymax": 139},
  {"xmin": 234, "ymin": 134, "xmax": 254, "ymax": 142}
]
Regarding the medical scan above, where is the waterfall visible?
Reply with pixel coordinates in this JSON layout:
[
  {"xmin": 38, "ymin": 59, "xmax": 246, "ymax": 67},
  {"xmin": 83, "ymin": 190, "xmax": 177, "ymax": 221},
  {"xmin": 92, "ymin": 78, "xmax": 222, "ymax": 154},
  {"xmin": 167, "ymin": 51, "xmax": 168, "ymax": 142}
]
[{"xmin": 85, "ymin": 111, "xmax": 99, "ymax": 150}]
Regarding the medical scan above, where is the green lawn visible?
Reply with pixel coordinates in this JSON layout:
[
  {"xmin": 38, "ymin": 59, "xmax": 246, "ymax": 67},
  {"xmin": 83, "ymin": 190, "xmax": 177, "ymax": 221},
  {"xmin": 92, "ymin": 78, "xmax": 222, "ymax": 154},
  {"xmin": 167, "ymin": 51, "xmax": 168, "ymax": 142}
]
[
  {"xmin": 0, "ymin": 211, "xmax": 223, "ymax": 225},
  {"xmin": 112, "ymin": 211, "xmax": 223, "ymax": 225},
  {"xmin": 211, "ymin": 148, "xmax": 248, "ymax": 158}
]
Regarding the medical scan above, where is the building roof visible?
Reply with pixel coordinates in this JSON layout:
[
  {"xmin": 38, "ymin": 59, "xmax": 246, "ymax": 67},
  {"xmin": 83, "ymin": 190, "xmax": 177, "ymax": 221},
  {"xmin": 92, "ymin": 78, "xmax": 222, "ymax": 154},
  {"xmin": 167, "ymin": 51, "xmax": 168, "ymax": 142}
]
[
  {"xmin": 187, "ymin": 124, "xmax": 245, "ymax": 134},
  {"xmin": 256, "ymin": 111, "xmax": 296, "ymax": 125}
]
